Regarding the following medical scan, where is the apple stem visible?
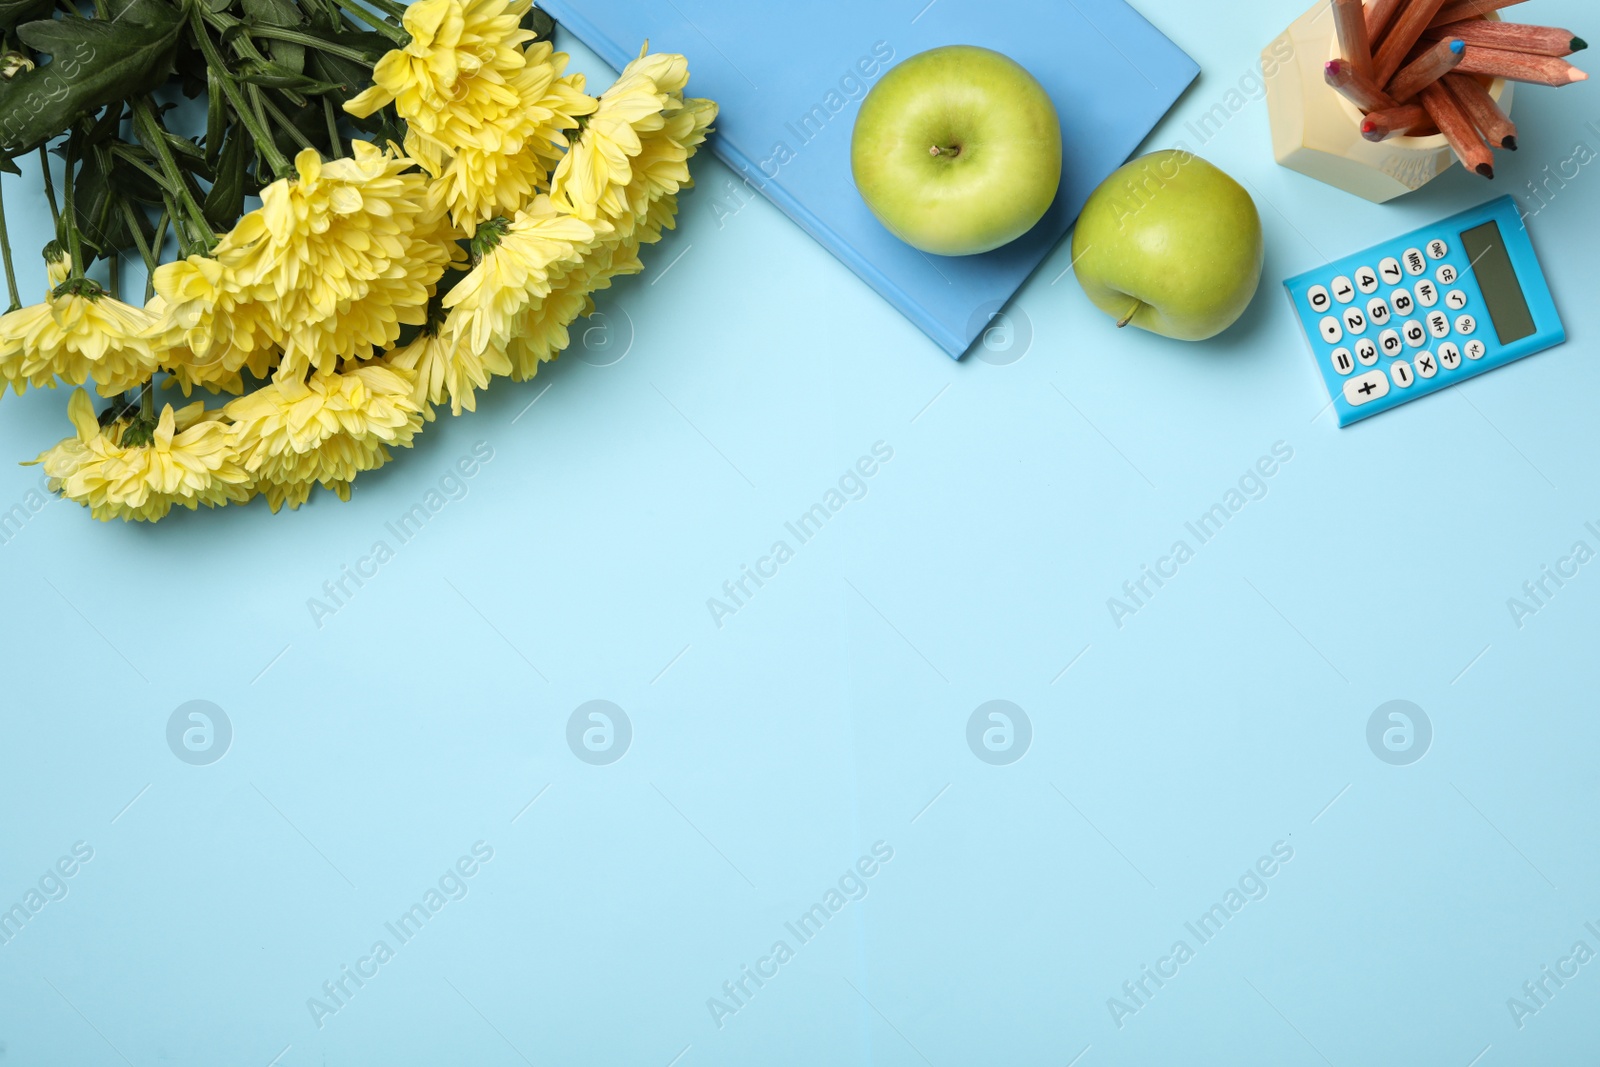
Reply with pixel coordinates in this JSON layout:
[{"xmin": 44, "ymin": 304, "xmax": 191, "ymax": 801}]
[
  {"xmin": 929, "ymin": 145, "xmax": 962, "ymax": 158},
  {"xmin": 1116, "ymin": 300, "xmax": 1144, "ymax": 329}
]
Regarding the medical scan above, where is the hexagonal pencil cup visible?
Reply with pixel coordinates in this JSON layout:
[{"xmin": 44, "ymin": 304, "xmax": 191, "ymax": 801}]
[{"xmin": 1264, "ymin": 1, "xmax": 1513, "ymax": 202}]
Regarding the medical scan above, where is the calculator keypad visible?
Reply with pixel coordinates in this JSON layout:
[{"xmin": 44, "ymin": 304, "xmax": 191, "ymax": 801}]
[
  {"xmin": 1445, "ymin": 290, "xmax": 1467, "ymax": 310},
  {"xmin": 1437, "ymin": 264, "xmax": 1458, "ymax": 285},
  {"xmin": 1391, "ymin": 360, "xmax": 1414, "ymax": 387},
  {"xmin": 1455, "ymin": 315, "xmax": 1477, "ymax": 336},
  {"xmin": 1331, "ymin": 276, "xmax": 1356, "ymax": 303},
  {"xmin": 1415, "ymin": 352, "xmax": 1438, "ymax": 378},
  {"xmin": 1331, "ymin": 348, "xmax": 1354, "ymax": 375},
  {"xmin": 1438, "ymin": 342, "xmax": 1461, "ymax": 369},
  {"xmin": 1391, "ymin": 288, "xmax": 1415, "ymax": 316},
  {"xmin": 1466, "ymin": 340, "xmax": 1486, "ymax": 359},
  {"xmin": 1344, "ymin": 371, "xmax": 1389, "ymax": 405},
  {"xmin": 1379, "ymin": 258, "xmax": 1403, "ymax": 285},
  {"xmin": 1355, "ymin": 267, "xmax": 1379, "ymax": 294},
  {"xmin": 1427, "ymin": 239, "xmax": 1449, "ymax": 259},
  {"xmin": 1378, "ymin": 329, "xmax": 1402, "ymax": 356},
  {"xmin": 1342, "ymin": 307, "xmax": 1366, "ymax": 334},
  {"xmin": 1320, "ymin": 316, "xmax": 1342, "ymax": 343},
  {"xmin": 1415, "ymin": 280, "xmax": 1438, "ymax": 307},
  {"xmin": 1366, "ymin": 297, "xmax": 1390, "ymax": 325},
  {"xmin": 1426, "ymin": 310, "xmax": 1450, "ymax": 339},
  {"xmin": 1307, "ymin": 285, "xmax": 1331, "ymax": 313},
  {"xmin": 1402, "ymin": 320, "xmax": 1426, "ymax": 348},
  {"xmin": 1355, "ymin": 338, "xmax": 1378, "ymax": 365},
  {"xmin": 1403, "ymin": 248, "xmax": 1427, "ymax": 276}
]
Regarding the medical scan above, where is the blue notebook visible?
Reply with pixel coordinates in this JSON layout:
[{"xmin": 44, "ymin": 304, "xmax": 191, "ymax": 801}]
[{"xmin": 539, "ymin": 0, "xmax": 1198, "ymax": 358}]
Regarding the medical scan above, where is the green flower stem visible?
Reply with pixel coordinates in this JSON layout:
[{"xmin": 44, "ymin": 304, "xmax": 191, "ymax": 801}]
[
  {"xmin": 120, "ymin": 198, "xmax": 157, "ymax": 274},
  {"xmin": 61, "ymin": 138, "xmax": 84, "ymax": 280},
  {"xmin": 108, "ymin": 144, "xmax": 170, "ymax": 190},
  {"xmin": 322, "ymin": 97, "xmax": 344, "ymax": 158},
  {"xmin": 146, "ymin": 209, "xmax": 169, "ymax": 303},
  {"xmin": 329, "ymin": 0, "xmax": 407, "ymax": 42},
  {"xmin": 188, "ymin": 7, "xmax": 293, "ymax": 180},
  {"xmin": 0, "ymin": 175, "xmax": 20, "ymax": 312},
  {"xmin": 139, "ymin": 377, "xmax": 153, "ymax": 419},
  {"xmin": 248, "ymin": 24, "xmax": 389, "ymax": 61},
  {"xmin": 133, "ymin": 101, "xmax": 217, "ymax": 248},
  {"xmin": 253, "ymin": 88, "xmax": 315, "ymax": 152},
  {"xmin": 37, "ymin": 146, "xmax": 59, "ymax": 227}
]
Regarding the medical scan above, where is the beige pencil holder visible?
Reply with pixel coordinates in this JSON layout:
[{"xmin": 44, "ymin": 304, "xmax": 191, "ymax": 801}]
[{"xmin": 1264, "ymin": 2, "xmax": 1513, "ymax": 202}]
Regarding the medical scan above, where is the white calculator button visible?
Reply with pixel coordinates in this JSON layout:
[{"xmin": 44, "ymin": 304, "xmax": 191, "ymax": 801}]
[
  {"xmin": 1455, "ymin": 314, "xmax": 1477, "ymax": 336},
  {"xmin": 1402, "ymin": 320, "xmax": 1427, "ymax": 348},
  {"xmin": 1344, "ymin": 370, "xmax": 1390, "ymax": 406},
  {"xmin": 1330, "ymin": 347, "xmax": 1355, "ymax": 376},
  {"xmin": 1378, "ymin": 329, "xmax": 1403, "ymax": 356},
  {"xmin": 1415, "ymin": 351, "xmax": 1438, "ymax": 378},
  {"xmin": 1319, "ymin": 316, "xmax": 1343, "ymax": 343},
  {"xmin": 1355, "ymin": 338, "xmax": 1379, "ymax": 365},
  {"xmin": 1427, "ymin": 310, "xmax": 1450, "ymax": 339},
  {"xmin": 1466, "ymin": 339, "xmax": 1487, "ymax": 360},
  {"xmin": 1415, "ymin": 280, "xmax": 1438, "ymax": 307},
  {"xmin": 1403, "ymin": 248, "xmax": 1427, "ymax": 276},
  {"xmin": 1342, "ymin": 306, "xmax": 1368, "ymax": 334},
  {"xmin": 1355, "ymin": 267, "xmax": 1380, "ymax": 294},
  {"xmin": 1391, "ymin": 360, "xmax": 1415, "ymax": 388},
  {"xmin": 1307, "ymin": 285, "xmax": 1331, "ymax": 313},
  {"xmin": 1331, "ymin": 276, "xmax": 1356, "ymax": 304},
  {"xmin": 1391, "ymin": 288, "xmax": 1415, "ymax": 316},
  {"xmin": 1366, "ymin": 297, "xmax": 1391, "ymax": 325},
  {"xmin": 1379, "ymin": 258, "xmax": 1404, "ymax": 285},
  {"xmin": 1437, "ymin": 264, "xmax": 1459, "ymax": 285},
  {"xmin": 1445, "ymin": 290, "xmax": 1467, "ymax": 311},
  {"xmin": 1438, "ymin": 342, "xmax": 1462, "ymax": 369},
  {"xmin": 1427, "ymin": 239, "xmax": 1449, "ymax": 260}
]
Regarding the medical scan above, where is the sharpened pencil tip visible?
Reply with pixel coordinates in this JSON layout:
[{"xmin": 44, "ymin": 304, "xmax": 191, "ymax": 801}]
[
  {"xmin": 1572, "ymin": 69, "xmax": 1590, "ymax": 82},
  {"xmin": 1503, "ymin": 135, "xmax": 1518, "ymax": 151},
  {"xmin": 1449, "ymin": 40, "xmax": 1465, "ymax": 53},
  {"xmin": 1476, "ymin": 163, "xmax": 1495, "ymax": 180},
  {"xmin": 1573, "ymin": 37, "xmax": 1588, "ymax": 53}
]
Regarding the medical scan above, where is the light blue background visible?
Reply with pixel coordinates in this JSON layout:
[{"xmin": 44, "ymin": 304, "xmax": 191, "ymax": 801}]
[{"xmin": 3, "ymin": 0, "xmax": 1599, "ymax": 1063}]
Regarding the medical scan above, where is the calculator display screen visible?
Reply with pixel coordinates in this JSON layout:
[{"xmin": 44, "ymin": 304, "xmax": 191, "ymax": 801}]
[{"xmin": 1461, "ymin": 221, "xmax": 1537, "ymax": 345}]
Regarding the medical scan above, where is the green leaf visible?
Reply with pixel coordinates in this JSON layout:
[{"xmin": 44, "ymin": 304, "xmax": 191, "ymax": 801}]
[
  {"xmin": 236, "ymin": 59, "xmax": 341, "ymax": 93},
  {"xmin": 242, "ymin": 0, "xmax": 303, "ymax": 73},
  {"xmin": 0, "ymin": 10, "xmax": 184, "ymax": 157},
  {"xmin": 522, "ymin": 4, "xmax": 555, "ymax": 42},
  {"xmin": 0, "ymin": 0, "xmax": 50, "ymax": 33},
  {"xmin": 201, "ymin": 127, "xmax": 246, "ymax": 231}
]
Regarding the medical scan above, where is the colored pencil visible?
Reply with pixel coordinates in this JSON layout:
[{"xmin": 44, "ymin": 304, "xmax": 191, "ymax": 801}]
[
  {"xmin": 1375, "ymin": 0, "xmax": 1451, "ymax": 85},
  {"xmin": 1388, "ymin": 38, "xmax": 1465, "ymax": 100},
  {"xmin": 1419, "ymin": 81, "xmax": 1494, "ymax": 178},
  {"xmin": 1443, "ymin": 72, "xmax": 1518, "ymax": 149},
  {"xmin": 1424, "ymin": 21, "xmax": 1586, "ymax": 58},
  {"xmin": 1325, "ymin": 58, "xmax": 1401, "ymax": 112},
  {"xmin": 1364, "ymin": 0, "xmax": 1407, "ymax": 44},
  {"xmin": 1361, "ymin": 104, "xmax": 1430, "ymax": 140},
  {"xmin": 1333, "ymin": 0, "xmax": 1375, "ymax": 82},
  {"xmin": 1455, "ymin": 45, "xmax": 1589, "ymax": 86},
  {"xmin": 1429, "ymin": 0, "xmax": 1527, "ymax": 28}
]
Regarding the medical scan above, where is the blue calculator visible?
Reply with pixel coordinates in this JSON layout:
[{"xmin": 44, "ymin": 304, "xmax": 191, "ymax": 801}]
[{"xmin": 1285, "ymin": 196, "xmax": 1565, "ymax": 427}]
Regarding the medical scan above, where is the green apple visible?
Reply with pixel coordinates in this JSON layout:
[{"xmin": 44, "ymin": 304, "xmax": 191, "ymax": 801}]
[
  {"xmin": 1072, "ymin": 151, "xmax": 1264, "ymax": 341},
  {"xmin": 851, "ymin": 46, "xmax": 1061, "ymax": 257}
]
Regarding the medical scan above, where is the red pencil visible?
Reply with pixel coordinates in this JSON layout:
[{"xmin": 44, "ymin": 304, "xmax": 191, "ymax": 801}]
[{"xmin": 1361, "ymin": 104, "xmax": 1430, "ymax": 140}]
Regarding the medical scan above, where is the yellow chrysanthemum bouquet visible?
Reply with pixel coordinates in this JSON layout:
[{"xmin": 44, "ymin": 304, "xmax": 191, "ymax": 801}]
[{"xmin": 0, "ymin": 0, "xmax": 714, "ymax": 520}]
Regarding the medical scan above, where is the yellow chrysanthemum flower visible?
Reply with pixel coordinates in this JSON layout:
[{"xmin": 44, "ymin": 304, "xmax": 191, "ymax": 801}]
[
  {"xmin": 224, "ymin": 363, "xmax": 425, "ymax": 511},
  {"xmin": 32, "ymin": 389, "xmax": 250, "ymax": 522},
  {"xmin": 440, "ymin": 197, "xmax": 600, "ymax": 361},
  {"xmin": 387, "ymin": 314, "xmax": 509, "ymax": 419},
  {"xmin": 344, "ymin": 0, "xmax": 537, "ymax": 131},
  {"xmin": 345, "ymin": 0, "xmax": 597, "ymax": 227},
  {"xmin": 147, "ymin": 253, "xmax": 281, "ymax": 392},
  {"xmin": 250, "ymin": 143, "xmax": 456, "ymax": 375},
  {"xmin": 0, "ymin": 283, "xmax": 160, "ymax": 396},
  {"xmin": 44, "ymin": 242, "xmax": 71, "ymax": 291},
  {"xmin": 550, "ymin": 48, "xmax": 691, "ymax": 221}
]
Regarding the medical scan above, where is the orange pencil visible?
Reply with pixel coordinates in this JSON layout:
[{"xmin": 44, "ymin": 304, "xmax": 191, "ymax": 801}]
[
  {"xmin": 1364, "ymin": 0, "xmax": 1407, "ymax": 44},
  {"xmin": 1361, "ymin": 104, "xmax": 1430, "ymax": 140},
  {"xmin": 1430, "ymin": 0, "xmax": 1528, "ymax": 27},
  {"xmin": 1419, "ymin": 81, "xmax": 1495, "ymax": 178},
  {"xmin": 1333, "ymin": 0, "xmax": 1375, "ymax": 82},
  {"xmin": 1455, "ymin": 45, "xmax": 1589, "ymax": 86},
  {"xmin": 1424, "ymin": 21, "xmax": 1587, "ymax": 58},
  {"xmin": 1443, "ymin": 72, "xmax": 1518, "ymax": 149},
  {"xmin": 1326, "ymin": 58, "xmax": 1401, "ymax": 111},
  {"xmin": 1375, "ymin": 0, "xmax": 1452, "ymax": 85},
  {"xmin": 1388, "ymin": 38, "xmax": 1465, "ymax": 100}
]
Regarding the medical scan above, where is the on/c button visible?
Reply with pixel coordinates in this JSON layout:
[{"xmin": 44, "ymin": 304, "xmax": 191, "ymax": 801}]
[{"xmin": 1343, "ymin": 370, "xmax": 1390, "ymax": 406}]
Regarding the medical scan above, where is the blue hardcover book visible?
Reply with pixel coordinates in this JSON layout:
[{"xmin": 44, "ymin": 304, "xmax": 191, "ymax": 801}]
[{"xmin": 538, "ymin": 0, "xmax": 1198, "ymax": 358}]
